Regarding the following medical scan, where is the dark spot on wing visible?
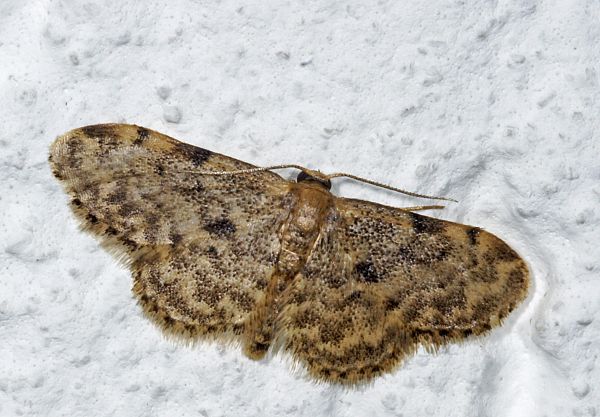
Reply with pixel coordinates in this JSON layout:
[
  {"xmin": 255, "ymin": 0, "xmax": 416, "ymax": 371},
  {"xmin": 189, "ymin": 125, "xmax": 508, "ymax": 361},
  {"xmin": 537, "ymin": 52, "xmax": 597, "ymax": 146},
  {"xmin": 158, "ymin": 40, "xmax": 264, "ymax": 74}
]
[
  {"xmin": 81, "ymin": 124, "xmax": 116, "ymax": 138},
  {"xmin": 206, "ymin": 245, "xmax": 218, "ymax": 257},
  {"xmin": 177, "ymin": 142, "xmax": 212, "ymax": 167},
  {"xmin": 409, "ymin": 212, "xmax": 445, "ymax": 234},
  {"xmin": 86, "ymin": 213, "xmax": 99, "ymax": 224},
  {"xmin": 162, "ymin": 315, "xmax": 176, "ymax": 326},
  {"xmin": 183, "ymin": 323, "xmax": 196, "ymax": 334},
  {"xmin": 251, "ymin": 342, "xmax": 270, "ymax": 353},
  {"xmin": 232, "ymin": 322, "xmax": 244, "ymax": 335},
  {"xmin": 134, "ymin": 126, "xmax": 150, "ymax": 145},
  {"xmin": 122, "ymin": 238, "xmax": 139, "ymax": 250},
  {"xmin": 105, "ymin": 226, "xmax": 118, "ymax": 236},
  {"xmin": 169, "ymin": 232, "xmax": 183, "ymax": 245},
  {"xmin": 466, "ymin": 227, "xmax": 480, "ymax": 245},
  {"xmin": 462, "ymin": 328, "xmax": 473, "ymax": 337},
  {"xmin": 355, "ymin": 260, "xmax": 380, "ymax": 283},
  {"xmin": 155, "ymin": 164, "xmax": 165, "ymax": 176},
  {"xmin": 412, "ymin": 328, "xmax": 434, "ymax": 340},
  {"xmin": 396, "ymin": 245, "xmax": 417, "ymax": 264},
  {"xmin": 385, "ymin": 296, "xmax": 402, "ymax": 311},
  {"xmin": 52, "ymin": 169, "xmax": 63, "ymax": 180},
  {"xmin": 204, "ymin": 218, "xmax": 236, "ymax": 237}
]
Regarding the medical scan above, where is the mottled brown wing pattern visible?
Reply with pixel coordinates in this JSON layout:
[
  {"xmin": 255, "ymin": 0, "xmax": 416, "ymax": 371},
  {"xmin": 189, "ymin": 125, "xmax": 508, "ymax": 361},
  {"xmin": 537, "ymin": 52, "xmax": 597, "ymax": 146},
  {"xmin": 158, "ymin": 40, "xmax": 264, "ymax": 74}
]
[
  {"xmin": 50, "ymin": 124, "xmax": 530, "ymax": 385},
  {"xmin": 49, "ymin": 124, "xmax": 292, "ymax": 342},
  {"xmin": 279, "ymin": 197, "xmax": 529, "ymax": 384}
]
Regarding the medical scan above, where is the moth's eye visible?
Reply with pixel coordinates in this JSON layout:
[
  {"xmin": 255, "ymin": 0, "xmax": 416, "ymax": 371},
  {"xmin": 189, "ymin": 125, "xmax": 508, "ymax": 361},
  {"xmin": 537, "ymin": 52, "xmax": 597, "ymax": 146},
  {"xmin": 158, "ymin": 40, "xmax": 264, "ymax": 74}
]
[
  {"xmin": 296, "ymin": 171, "xmax": 310, "ymax": 183},
  {"xmin": 296, "ymin": 171, "xmax": 332, "ymax": 190}
]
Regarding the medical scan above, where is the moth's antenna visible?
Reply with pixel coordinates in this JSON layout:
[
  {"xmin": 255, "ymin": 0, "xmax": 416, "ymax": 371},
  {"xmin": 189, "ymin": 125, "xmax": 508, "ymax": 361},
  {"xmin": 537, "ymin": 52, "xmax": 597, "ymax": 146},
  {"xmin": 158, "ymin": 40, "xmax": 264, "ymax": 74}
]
[
  {"xmin": 191, "ymin": 164, "xmax": 306, "ymax": 175},
  {"xmin": 402, "ymin": 205, "xmax": 446, "ymax": 212},
  {"xmin": 325, "ymin": 172, "xmax": 458, "ymax": 203},
  {"xmin": 192, "ymin": 165, "xmax": 457, "ymax": 203}
]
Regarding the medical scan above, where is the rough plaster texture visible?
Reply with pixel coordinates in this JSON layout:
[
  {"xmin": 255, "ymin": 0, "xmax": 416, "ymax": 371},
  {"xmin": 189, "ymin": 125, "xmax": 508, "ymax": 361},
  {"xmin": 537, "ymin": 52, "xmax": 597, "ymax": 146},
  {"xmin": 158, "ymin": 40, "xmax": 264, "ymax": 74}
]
[{"xmin": 1, "ymin": 1, "xmax": 598, "ymax": 416}]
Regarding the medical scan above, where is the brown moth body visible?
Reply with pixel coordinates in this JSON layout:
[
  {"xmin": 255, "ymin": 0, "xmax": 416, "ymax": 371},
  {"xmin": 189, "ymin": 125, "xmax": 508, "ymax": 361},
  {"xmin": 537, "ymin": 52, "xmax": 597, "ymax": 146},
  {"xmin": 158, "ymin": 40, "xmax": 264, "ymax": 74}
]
[{"xmin": 49, "ymin": 124, "xmax": 529, "ymax": 385}]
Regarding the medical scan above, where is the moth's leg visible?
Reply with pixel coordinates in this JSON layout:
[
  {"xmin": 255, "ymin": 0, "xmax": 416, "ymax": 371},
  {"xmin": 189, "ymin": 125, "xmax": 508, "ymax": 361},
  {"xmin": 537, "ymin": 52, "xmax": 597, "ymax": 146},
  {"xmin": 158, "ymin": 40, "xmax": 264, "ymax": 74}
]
[{"xmin": 401, "ymin": 205, "xmax": 445, "ymax": 212}]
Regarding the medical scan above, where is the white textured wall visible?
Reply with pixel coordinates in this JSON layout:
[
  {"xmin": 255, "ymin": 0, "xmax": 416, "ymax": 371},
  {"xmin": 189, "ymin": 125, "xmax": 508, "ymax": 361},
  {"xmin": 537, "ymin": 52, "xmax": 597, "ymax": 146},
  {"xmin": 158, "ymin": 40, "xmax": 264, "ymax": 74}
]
[{"xmin": 1, "ymin": 1, "xmax": 598, "ymax": 416}]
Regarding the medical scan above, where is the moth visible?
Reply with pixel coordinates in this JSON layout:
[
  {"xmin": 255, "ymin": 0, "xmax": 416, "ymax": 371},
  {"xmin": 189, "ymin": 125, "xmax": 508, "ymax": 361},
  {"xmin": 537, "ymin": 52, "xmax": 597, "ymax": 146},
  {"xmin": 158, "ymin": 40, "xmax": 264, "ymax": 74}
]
[{"xmin": 49, "ymin": 124, "xmax": 529, "ymax": 384}]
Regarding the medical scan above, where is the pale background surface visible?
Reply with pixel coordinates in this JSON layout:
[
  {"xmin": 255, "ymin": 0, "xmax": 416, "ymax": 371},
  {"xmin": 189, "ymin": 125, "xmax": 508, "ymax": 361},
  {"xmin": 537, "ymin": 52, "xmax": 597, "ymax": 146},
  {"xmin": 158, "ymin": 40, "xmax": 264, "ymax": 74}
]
[{"xmin": 1, "ymin": 1, "xmax": 598, "ymax": 416}]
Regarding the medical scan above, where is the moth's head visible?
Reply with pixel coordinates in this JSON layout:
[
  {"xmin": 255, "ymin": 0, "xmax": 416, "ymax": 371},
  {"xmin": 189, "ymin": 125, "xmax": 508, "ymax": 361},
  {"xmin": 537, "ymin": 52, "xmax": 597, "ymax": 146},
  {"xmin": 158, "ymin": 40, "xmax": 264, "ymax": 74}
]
[{"xmin": 296, "ymin": 168, "xmax": 332, "ymax": 190}]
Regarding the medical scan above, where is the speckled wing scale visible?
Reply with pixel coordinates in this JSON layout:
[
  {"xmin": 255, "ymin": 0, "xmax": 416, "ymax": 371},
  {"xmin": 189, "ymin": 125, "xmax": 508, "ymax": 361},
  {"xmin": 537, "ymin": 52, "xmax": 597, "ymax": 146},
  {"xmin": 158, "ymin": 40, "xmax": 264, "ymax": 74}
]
[
  {"xmin": 49, "ymin": 124, "xmax": 529, "ymax": 385},
  {"xmin": 279, "ymin": 198, "xmax": 529, "ymax": 383},
  {"xmin": 49, "ymin": 124, "xmax": 292, "ymax": 347}
]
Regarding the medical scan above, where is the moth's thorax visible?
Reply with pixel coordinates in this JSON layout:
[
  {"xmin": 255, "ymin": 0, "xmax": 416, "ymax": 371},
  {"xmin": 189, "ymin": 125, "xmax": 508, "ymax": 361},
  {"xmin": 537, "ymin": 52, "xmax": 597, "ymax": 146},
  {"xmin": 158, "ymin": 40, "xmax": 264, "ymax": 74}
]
[{"xmin": 277, "ymin": 182, "xmax": 333, "ymax": 276}]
